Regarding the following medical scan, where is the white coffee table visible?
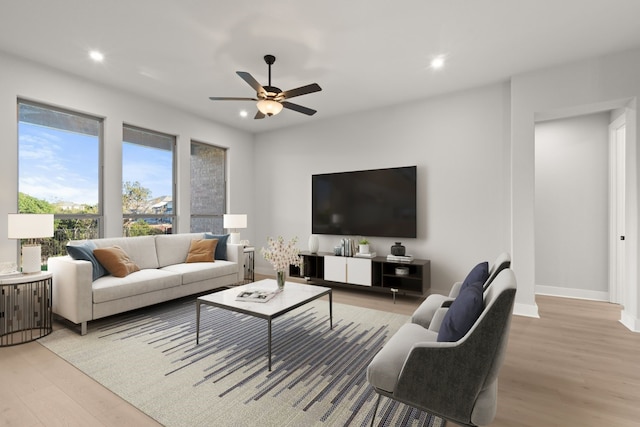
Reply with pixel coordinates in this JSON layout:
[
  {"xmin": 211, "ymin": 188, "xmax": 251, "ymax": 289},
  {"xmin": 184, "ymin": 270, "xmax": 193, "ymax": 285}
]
[{"xmin": 196, "ymin": 279, "xmax": 332, "ymax": 371}]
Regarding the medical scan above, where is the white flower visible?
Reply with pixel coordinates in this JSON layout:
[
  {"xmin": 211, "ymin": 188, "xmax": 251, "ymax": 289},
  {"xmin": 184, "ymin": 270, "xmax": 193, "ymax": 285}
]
[{"xmin": 261, "ymin": 236, "xmax": 302, "ymax": 272}]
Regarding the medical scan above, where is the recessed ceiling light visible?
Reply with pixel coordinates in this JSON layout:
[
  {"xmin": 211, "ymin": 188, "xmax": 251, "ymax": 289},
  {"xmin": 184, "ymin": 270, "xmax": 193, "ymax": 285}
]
[
  {"xmin": 89, "ymin": 50, "xmax": 104, "ymax": 62},
  {"xmin": 239, "ymin": 110, "xmax": 248, "ymax": 118},
  {"xmin": 430, "ymin": 56, "xmax": 445, "ymax": 69}
]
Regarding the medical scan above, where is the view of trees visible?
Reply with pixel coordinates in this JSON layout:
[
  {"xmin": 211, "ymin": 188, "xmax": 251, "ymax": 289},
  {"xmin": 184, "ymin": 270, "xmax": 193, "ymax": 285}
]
[
  {"xmin": 19, "ymin": 192, "xmax": 54, "ymax": 214},
  {"xmin": 19, "ymin": 184, "xmax": 172, "ymax": 266},
  {"xmin": 123, "ymin": 180, "xmax": 151, "ymax": 214},
  {"xmin": 19, "ymin": 192, "xmax": 99, "ymax": 264},
  {"xmin": 122, "ymin": 180, "xmax": 172, "ymax": 236}
]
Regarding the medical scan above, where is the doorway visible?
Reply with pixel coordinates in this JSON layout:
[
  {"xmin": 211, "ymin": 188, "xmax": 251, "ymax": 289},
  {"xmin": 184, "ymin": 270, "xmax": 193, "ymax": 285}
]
[{"xmin": 534, "ymin": 113, "xmax": 611, "ymax": 300}]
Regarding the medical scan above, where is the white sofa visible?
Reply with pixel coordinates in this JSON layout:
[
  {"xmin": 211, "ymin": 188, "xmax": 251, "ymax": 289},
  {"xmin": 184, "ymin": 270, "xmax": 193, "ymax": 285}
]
[{"xmin": 48, "ymin": 233, "xmax": 243, "ymax": 335}]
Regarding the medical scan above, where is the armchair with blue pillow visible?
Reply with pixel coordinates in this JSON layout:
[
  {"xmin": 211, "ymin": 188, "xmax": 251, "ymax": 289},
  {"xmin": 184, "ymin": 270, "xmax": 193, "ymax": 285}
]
[
  {"xmin": 366, "ymin": 266, "xmax": 517, "ymax": 426},
  {"xmin": 411, "ymin": 252, "xmax": 511, "ymax": 329}
]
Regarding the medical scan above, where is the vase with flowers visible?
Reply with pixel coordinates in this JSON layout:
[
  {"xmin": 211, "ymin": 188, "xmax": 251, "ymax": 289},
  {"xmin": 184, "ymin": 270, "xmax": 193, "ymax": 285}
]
[{"xmin": 261, "ymin": 236, "xmax": 302, "ymax": 290}]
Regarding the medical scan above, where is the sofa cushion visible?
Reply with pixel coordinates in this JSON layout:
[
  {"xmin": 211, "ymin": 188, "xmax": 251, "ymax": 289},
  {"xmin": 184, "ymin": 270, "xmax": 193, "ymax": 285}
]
[
  {"xmin": 66, "ymin": 241, "xmax": 107, "ymax": 281},
  {"xmin": 161, "ymin": 260, "xmax": 239, "ymax": 285},
  {"xmin": 155, "ymin": 233, "xmax": 205, "ymax": 267},
  {"xmin": 461, "ymin": 262, "xmax": 489, "ymax": 291},
  {"xmin": 92, "ymin": 269, "xmax": 182, "ymax": 303},
  {"xmin": 186, "ymin": 239, "xmax": 217, "ymax": 263},
  {"xmin": 367, "ymin": 323, "xmax": 438, "ymax": 393},
  {"xmin": 91, "ymin": 236, "xmax": 159, "ymax": 269},
  {"xmin": 93, "ymin": 246, "xmax": 140, "ymax": 278},
  {"xmin": 437, "ymin": 281, "xmax": 484, "ymax": 342},
  {"xmin": 204, "ymin": 233, "xmax": 230, "ymax": 260}
]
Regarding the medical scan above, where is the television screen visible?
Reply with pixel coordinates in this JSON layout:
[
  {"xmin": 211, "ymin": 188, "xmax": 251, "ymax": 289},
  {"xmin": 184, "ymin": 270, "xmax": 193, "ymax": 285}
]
[{"xmin": 312, "ymin": 166, "xmax": 417, "ymax": 238}]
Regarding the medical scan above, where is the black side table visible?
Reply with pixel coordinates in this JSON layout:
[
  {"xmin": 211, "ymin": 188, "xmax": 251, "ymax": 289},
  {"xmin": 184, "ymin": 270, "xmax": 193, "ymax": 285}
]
[
  {"xmin": 243, "ymin": 246, "xmax": 255, "ymax": 283},
  {"xmin": 0, "ymin": 271, "xmax": 52, "ymax": 346}
]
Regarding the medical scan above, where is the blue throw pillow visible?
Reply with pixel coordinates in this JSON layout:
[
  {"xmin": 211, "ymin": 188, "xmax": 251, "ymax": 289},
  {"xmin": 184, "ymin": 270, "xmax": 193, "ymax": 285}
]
[
  {"xmin": 66, "ymin": 241, "xmax": 107, "ymax": 281},
  {"xmin": 461, "ymin": 261, "xmax": 489, "ymax": 291},
  {"xmin": 437, "ymin": 281, "xmax": 484, "ymax": 342},
  {"xmin": 204, "ymin": 233, "xmax": 229, "ymax": 260}
]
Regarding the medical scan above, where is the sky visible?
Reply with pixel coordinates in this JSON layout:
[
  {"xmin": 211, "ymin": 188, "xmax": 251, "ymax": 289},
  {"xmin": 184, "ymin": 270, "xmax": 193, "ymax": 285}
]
[{"xmin": 19, "ymin": 123, "xmax": 172, "ymax": 206}]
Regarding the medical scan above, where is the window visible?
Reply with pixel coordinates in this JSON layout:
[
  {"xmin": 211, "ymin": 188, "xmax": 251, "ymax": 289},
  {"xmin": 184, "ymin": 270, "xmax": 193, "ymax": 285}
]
[
  {"xmin": 17, "ymin": 100, "xmax": 103, "ymax": 261},
  {"xmin": 122, "ymin": 125, "xmax": 175, "ymax": 236},
  {"xmin": 190, "ymin": 141, "xmax": 226, "ymax": 233}
]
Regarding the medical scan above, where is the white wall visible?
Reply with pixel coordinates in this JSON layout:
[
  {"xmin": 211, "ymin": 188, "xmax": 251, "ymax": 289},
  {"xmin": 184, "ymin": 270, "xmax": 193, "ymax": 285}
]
[
  {"xmin": 253, "ymin": 83, "xmax": 512, "ymax": 294},
  {"xmin": 512, "ymin": 47, "xmax": 640, "ymax": 328},
  {"xmin": 0, "ymin": 52, "xmax": 255, "ymax": 264},
  {"xmin": 534, "ymin": 113, "xmax": 610, "ymax": 299}
]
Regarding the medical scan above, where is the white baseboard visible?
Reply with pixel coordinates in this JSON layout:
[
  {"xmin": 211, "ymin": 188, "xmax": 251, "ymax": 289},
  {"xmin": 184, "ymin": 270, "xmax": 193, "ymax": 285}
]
[
  {"xmin": 535, "ymin": 285, "xmax": 609, "ymax": 302},
  {"xmin": 620, "ymin": 310, "xmax": 640, "ymax": 333},
  {"xmin": 514, "ymin": 302, "xmax": 539, "ymax": 318}
]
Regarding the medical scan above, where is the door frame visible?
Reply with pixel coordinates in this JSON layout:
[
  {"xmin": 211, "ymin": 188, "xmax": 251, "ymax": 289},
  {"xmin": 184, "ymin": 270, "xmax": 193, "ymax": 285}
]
[{"xmin": 609, "ymin": 113, "xmax": 626, "ymax": 304}]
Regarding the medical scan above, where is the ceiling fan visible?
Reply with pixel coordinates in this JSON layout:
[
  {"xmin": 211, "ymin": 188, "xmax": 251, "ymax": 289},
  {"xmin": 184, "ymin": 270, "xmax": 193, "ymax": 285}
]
[{"xmin": 209, "ymin": 54, "xmax": 322, "ymax": 119}]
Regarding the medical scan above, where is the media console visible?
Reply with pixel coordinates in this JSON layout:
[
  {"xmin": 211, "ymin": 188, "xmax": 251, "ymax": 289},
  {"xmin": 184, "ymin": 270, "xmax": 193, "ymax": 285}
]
[{"xmin": 289, "ymin": 251, "xmax": 430, "ymax": 297}]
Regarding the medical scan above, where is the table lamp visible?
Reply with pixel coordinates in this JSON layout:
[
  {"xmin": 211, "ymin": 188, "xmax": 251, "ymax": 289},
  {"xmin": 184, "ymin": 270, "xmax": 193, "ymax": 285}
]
[
  {"xmin": 8, "ymin": 213, "xmax": 54, "ymax": 274},
  {"xmin": 223, "ymin": 214, "xmax": 247, "ymax": 245}
]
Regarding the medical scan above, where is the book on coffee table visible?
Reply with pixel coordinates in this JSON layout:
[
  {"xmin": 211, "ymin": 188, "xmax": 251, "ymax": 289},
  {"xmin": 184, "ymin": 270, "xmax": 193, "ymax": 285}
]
[{"xmin": 236, "ymin": 289, "xmax": 279, "ymax": 303}]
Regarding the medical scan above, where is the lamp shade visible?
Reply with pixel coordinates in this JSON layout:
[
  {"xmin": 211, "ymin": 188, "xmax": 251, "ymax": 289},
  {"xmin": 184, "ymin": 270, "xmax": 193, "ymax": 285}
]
[
  {"xmin": 223, "ymin": 214, "xmax": 247, "ymax": 229},
  {"xmin": 256, "ymin": 99, "xmax": 284, "ymax": 116},
  {"xmin": 8, "ymin": 214, "xmax": 54, "ymax": 239}
]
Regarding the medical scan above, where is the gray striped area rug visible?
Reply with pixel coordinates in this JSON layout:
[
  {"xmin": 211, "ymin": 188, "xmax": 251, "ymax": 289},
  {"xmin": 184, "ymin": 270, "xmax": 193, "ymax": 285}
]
[{"xmin": 40, "ymin": 296, "xmax": 445, "ymax": 427}]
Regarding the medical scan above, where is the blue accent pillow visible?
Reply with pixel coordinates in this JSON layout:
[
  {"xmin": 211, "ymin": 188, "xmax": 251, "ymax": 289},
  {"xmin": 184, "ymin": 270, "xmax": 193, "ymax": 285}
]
[
  {"xmin": 204, "ymin": 233, "xmax": 230, "ymax": 260},
  {"xmin": 437, "ymin": 281, "xmax": 484, "ymax": 342},
  {"xmin": 66, "ymin": 241, "xmax": 107, "ymax": 281},
  {"xmin": 461, "ymin": 261, "xmax": 489, "ymax": 291}
]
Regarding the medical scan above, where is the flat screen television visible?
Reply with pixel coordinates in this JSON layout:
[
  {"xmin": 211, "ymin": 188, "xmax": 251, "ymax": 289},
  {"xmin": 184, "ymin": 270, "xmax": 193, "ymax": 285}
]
[{"xmin": 312, "ymin": 166, "xmax": 417, "ymax": 238}]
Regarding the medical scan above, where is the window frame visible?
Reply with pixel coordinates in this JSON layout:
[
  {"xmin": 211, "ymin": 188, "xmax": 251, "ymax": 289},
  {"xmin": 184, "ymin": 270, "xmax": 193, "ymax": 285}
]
[
  {"xmin": 122, "ymin": 124, "xmax": 177, "ymax": 236},
  {"xmin": 17, "ymin": 99, "xmax": 105, "ymax": 257},
  {"xmin": 189, "ymin": 140, "xmax": 227, "ymax": 234}
]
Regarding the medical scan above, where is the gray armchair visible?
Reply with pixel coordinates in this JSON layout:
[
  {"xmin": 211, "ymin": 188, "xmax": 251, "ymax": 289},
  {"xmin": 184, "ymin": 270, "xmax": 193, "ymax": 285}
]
[
  {"xmin": 366, "ymin": 268, "xmax": 517, "ymax": 426},
  {"xmin": 411, "ymin": 252, "xmax": 511, "ymax": 328}
]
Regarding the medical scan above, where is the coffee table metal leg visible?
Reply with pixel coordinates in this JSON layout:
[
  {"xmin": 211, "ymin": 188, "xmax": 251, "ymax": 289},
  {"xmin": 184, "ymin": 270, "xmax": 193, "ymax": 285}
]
[
  {"xmin": 268, "ymin": 318, "xmax": 272, "ymax": 371},
  {"xmin": 196, "ymin": 301, "xmax": 201, "ymax": 345},
  {"xmin": 329, "ymin": 290, "xmax": 333, "ymax": 329}
]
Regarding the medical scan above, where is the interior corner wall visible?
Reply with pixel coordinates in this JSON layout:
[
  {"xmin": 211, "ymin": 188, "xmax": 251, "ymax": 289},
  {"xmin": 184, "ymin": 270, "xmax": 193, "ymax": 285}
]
[
  {"xmin": 512, "ymin": 47, "xmax": 640, "ymax": 328},
  {"xmin": 0, "ymin": 51, "xmax": 255, "ymax": 267},
  {"xmin": 253, "ymin": 83, "xmax": 512, "ymax": 294},
  {"xmin": 534, "ymin": 113, "xmax": 610, "ymax": 299}
]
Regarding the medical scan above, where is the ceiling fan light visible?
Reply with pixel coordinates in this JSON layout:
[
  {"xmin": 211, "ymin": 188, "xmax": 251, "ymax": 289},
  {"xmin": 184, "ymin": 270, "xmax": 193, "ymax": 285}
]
[{"xmin": 257, "ymin": 99, "xmax": 283, "ymax": 116}]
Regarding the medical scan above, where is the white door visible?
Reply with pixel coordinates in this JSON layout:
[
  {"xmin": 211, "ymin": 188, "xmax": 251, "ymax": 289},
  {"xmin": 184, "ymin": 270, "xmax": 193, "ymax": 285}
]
[{"xmin": 609, "ymin": 115, "xmax": 626, "ymax": 304}]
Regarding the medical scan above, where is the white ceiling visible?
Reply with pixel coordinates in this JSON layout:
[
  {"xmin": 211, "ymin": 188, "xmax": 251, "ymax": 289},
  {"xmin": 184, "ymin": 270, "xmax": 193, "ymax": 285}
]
[{"xmin": 2, "ymin": 0, "xmax": 640, "ymax": 134}]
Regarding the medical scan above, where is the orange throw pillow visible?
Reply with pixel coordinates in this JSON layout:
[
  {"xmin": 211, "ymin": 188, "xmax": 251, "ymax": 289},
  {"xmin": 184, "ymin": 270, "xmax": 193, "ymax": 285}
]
[
  {"xmin": 186, "ymin": 239, "xmax": 217, "ymax": 263},
  {"xmin": 93, "ymin": 246, "xmax": 140, "ymax": 277}
]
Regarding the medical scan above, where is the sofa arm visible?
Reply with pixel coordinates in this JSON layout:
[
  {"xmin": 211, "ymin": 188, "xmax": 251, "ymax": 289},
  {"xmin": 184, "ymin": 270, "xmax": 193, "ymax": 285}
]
[
  {"xmin": 448, "ymin": 281, "xmax": 464, "ymax": 298},
  {"xmin": 428, "ymin": 307, "xmax": 450, "ymax": 333},
  {"xmin": 411, "ymin": 294, "xmax": 451, "ymax": 328},
  {"xmin": 48, "ymin": 256, "xmax": 93, "ymax": 328},
  {"xmin": 226, "ymin": 244, "xmax": 244, "ymax": 283}
]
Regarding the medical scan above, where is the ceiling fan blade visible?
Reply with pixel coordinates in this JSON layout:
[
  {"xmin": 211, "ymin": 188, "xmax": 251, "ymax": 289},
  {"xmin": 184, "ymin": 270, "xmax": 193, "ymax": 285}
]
[
  {"xmin": 281, "ymin": 83, "xmax": 322, "ymax": 100},
  {"xmin": 209, "ymin": 96, "xmax": 258, "ymax": 101},
  {"xmin": 236, "ymin": 71, "xmax": 265, "ymax": 94},
  {"xmin": 281, "ymin": 101, "xmax": 317, "ymax": 116},
  {"xmin": 254, "ymin": 110, "xmax": 265, "ymax": 119}
]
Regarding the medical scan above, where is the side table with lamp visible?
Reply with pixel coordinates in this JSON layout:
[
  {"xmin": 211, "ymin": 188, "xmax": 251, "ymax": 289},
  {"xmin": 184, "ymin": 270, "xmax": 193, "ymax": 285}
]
[{"xmin": 1, "ymin": 213, "xmax": 55, "ymax": 346}]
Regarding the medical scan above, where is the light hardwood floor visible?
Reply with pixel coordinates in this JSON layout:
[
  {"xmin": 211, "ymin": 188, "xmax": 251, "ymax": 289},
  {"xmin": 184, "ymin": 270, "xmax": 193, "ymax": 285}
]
[{"xmin": 1, "ymin": 282, "xmax": 639, "ymax": 426}]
